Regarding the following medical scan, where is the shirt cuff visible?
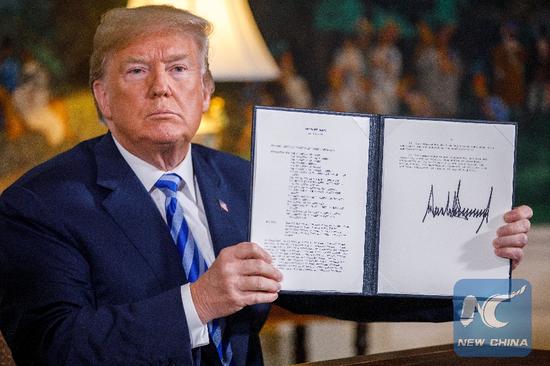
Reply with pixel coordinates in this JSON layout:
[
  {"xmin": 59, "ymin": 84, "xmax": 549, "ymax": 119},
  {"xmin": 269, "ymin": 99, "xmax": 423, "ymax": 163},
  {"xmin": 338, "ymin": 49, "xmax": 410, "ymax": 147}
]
[{"xmin": 181, "ymin": 284, "xmax": 209, "ymax": 348}]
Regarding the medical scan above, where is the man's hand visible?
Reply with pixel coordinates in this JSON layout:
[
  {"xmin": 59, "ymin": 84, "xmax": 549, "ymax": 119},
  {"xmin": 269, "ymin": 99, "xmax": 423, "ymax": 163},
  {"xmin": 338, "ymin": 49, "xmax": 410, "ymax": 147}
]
[
  {"xmin": 190, "ymin": 242, "xmax": 282, "ymax": 324},
  {"xmin": 493, "ymin": 205, "xmax": 533, "ymax": 270}
]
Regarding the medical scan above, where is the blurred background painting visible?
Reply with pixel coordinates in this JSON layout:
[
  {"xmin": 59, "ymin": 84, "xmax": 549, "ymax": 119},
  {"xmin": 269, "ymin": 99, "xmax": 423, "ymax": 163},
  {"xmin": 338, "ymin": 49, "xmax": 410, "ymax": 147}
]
[
  {"xmin": 1, "ymin": 1, "xmax": 549, "ymax": 364},
  {"xmin": 1, "ymin": 0, "xmax": 548, "ymax": 221}
]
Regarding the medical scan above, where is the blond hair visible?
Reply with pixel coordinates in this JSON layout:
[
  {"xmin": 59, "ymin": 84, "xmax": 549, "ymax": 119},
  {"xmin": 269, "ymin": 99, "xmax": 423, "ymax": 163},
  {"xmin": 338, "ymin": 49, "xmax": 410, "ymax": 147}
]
[{"xmin": 90, "ymin": 5, "xmax": 215, "ymax": 95}]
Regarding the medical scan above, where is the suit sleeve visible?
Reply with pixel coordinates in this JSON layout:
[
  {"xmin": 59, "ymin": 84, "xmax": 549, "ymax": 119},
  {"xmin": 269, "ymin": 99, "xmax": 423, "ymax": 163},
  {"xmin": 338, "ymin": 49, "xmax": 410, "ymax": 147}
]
[{"xmin": 0, "ymin": 186, "xmax": 194, "ymax": 365}]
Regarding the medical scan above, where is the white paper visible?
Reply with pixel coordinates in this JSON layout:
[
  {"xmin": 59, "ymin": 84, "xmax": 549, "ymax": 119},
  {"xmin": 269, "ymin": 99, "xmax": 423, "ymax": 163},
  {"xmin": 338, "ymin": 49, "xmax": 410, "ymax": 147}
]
[
  {"xmin": 250, "ymin": 108, "xmax": 371, "ymax": 293},
  {"xmin": 378, "ymin": 118, "xmax": 514, "ymax": 296}
]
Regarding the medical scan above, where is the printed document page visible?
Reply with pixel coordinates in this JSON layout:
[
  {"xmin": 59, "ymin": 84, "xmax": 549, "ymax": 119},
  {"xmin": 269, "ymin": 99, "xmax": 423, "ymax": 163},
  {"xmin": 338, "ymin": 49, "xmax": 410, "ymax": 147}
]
[
  {"xmin": 251, "ymin": 108, "xmax": 371, "ymax": 293},
  {"xmin": 378, "ymin": 118, "xmax": 514, "ymax": 296}
]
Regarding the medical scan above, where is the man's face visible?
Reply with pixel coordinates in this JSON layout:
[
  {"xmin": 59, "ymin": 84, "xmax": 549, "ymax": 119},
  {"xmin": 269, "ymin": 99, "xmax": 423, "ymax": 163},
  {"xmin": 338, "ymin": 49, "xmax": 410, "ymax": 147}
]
[{"xmin": 93, "ymin": 31, "xmax": 211, "ymax": 158}]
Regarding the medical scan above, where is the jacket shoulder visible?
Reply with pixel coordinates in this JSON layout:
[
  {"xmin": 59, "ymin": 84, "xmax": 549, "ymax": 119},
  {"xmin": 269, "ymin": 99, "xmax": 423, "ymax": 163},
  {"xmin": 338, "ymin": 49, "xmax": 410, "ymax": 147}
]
[
  {"xmin": 8, "ymin": 136, "xmax": 103, "ymax": 188},
  {"xmin": 192, "ymin": 144, "xmax": 249, "ymax": 168},
  {"xmin": 192, "ymin": 144, "xmax": 250, "ymax": 180}
]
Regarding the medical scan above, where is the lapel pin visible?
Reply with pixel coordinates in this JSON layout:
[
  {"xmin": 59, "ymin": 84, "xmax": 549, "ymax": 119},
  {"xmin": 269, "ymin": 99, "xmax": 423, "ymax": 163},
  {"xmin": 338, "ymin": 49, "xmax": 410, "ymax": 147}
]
[{"xmin": 218, "ymin": 199, "xmax": 229, "ymax": 213}]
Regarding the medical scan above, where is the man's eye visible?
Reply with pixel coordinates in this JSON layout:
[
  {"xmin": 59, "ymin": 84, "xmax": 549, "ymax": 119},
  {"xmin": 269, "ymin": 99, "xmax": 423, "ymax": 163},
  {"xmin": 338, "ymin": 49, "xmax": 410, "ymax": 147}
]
[
  {"xmin": 172, "ymin": 65, "xmax": 187, "ymax": 72},
  {"xmin": 128, "ymin": 68, "xmax": 143, "ymax": 75}
]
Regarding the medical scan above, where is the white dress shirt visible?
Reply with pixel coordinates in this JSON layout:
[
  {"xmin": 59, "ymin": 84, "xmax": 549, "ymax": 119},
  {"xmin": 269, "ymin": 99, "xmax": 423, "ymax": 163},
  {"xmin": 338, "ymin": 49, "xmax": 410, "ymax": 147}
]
[{"xmin": 113, "ymin": 137, "xmax": 211, "ymax": 347}]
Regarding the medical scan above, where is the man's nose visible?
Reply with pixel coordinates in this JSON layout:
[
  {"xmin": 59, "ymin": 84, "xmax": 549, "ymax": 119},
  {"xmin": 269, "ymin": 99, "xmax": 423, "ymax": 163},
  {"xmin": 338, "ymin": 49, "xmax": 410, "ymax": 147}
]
[{"xmin": 149, "ymin": 68, "xmax": 172, "ymax": 98}]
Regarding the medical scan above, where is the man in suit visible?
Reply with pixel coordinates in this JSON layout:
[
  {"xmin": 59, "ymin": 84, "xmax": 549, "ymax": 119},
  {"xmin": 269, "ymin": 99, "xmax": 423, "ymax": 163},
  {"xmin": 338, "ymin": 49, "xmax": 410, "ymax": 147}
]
[{"xmin": 0, "ymin": 5, "xmax": 533, "ymax": 365}]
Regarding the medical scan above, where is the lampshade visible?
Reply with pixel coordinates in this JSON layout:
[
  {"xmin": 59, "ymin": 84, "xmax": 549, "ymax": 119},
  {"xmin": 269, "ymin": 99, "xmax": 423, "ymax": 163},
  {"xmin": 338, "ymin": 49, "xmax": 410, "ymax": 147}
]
[{"xmin": 127, "ymin": 0, "xmax": 280, "ymax": 82}]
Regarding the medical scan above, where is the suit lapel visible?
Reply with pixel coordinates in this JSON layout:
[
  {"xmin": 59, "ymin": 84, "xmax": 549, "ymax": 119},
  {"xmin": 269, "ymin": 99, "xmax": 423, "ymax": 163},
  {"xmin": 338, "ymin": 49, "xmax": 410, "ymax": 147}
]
[
  {"xmin": 192, "ymin": 148, "xmax": 248, "ymax": 257},
  {"xmin": 94, "ymin": 134, "xmax": 184, "ymax": 290}
]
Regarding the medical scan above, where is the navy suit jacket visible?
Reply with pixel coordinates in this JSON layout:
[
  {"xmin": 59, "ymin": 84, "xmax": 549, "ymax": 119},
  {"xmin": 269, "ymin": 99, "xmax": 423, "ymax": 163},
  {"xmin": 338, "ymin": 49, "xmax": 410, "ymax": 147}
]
[{"xmin": 0, "ymin": 134, "xmax": 452, "ymax": 365}]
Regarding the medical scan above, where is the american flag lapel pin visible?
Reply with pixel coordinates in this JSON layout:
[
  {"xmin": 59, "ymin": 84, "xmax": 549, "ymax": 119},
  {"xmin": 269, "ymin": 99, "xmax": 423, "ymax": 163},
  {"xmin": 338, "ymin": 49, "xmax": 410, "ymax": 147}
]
[{"xmin": 218, "ymin": 199, "xmax": 229, "ymax": 213}]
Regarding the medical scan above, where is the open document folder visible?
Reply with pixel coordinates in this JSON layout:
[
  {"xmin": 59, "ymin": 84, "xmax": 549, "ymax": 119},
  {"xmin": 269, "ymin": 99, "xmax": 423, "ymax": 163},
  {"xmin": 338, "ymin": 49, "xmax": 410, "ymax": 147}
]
[{"xmin": 249, "ymin": 106, "xmax": 516, "ymax": 298}]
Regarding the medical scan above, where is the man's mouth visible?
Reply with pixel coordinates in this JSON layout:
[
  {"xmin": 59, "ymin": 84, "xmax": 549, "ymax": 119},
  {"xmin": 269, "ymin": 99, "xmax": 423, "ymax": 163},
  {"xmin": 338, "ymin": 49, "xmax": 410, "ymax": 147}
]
[{"xmin": 147, "ymin": 110, "xmax": 179, "ymax": 118}]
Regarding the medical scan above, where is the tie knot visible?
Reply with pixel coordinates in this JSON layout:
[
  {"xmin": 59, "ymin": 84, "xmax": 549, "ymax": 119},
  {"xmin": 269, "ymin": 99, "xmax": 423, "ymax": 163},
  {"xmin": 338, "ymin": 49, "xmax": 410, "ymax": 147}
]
[{"xmin": 155, "ymin": 173, "xmax": 183, "ymax": 196}]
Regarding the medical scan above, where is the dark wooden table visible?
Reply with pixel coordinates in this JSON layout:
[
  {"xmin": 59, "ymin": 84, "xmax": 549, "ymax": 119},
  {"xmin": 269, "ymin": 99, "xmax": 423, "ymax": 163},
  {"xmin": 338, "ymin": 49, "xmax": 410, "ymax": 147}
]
[{"xmin": 294, "ymin": 344, "xmax": 550, "ymax": 365}]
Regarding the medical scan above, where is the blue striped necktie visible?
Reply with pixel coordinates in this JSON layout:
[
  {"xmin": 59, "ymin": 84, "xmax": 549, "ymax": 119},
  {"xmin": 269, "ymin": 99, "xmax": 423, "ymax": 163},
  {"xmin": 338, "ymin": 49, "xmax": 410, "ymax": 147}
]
[{"xmin": 155, "ymin": 173, "xmax": 233, "ymax": 366}]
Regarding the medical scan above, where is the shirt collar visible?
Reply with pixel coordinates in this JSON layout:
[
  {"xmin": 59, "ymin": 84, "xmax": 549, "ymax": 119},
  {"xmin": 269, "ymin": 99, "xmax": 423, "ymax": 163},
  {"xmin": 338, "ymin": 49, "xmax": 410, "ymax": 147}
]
[{"xmin": 112, "ymin": 136, "xmax": 196, "ymax": 202}]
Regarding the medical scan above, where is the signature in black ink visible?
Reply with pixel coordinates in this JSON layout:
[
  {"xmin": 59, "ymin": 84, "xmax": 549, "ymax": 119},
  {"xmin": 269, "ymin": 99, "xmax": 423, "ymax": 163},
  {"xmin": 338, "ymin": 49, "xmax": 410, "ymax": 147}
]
[{"xmin": 422, "ymin": 180, "xmax": 493, "ymax": 234}]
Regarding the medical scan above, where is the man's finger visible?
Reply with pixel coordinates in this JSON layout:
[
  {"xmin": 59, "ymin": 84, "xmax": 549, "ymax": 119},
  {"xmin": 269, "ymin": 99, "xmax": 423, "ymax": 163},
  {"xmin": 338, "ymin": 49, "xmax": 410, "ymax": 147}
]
[
  {"xmin": 496, "ymin": 218, "xmax": 531, "ymax": 237},
  {"xmin": 240, "ymin": 259, "xmax": 283, "ymax": 281},
  {"xmin": 231, "ymin": 242, "xmax": 273, "ymax": 262},
  {"xmin": 238, "ymin": 276, "xmax": 281, "ymax": 293},
  {"xmin": 493, "ymin": 233, "xmax": 528, "ymax": 249},
  {"xmin": 504, "ymin": 205, "xmax": 533, "ymax": 223},
  {"xmin": 494, "ymin": 247, "xmax": 523, "ymax": 264},
  {"xmin": 242, "ymin": 291, "xmax": 279, "ymax": 306}
]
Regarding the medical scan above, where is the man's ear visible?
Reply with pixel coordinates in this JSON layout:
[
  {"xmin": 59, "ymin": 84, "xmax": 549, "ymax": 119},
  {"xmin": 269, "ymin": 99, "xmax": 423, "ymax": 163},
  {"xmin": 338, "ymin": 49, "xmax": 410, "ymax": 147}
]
[
  {"xmin": 92, "ymin": 79, "xmax": 112, "ymax": 120},
  {"xmin": 201, "ymin": 73, "xmax": 214, "ymax": 113},
  {"xmin": 201, "ymin": 86, "xmax": 212, "ymax": 113}
]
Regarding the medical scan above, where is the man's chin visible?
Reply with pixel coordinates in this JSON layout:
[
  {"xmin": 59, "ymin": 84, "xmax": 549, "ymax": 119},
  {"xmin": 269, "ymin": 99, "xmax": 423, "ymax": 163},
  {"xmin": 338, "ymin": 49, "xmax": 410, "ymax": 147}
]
[
  {"xmin": 146, "ymin": 126, "xmax": 192, "ymax": 144},
  {"xmin": 149, "ymin": 135, "xmax": 190, "ymax": 148}
]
